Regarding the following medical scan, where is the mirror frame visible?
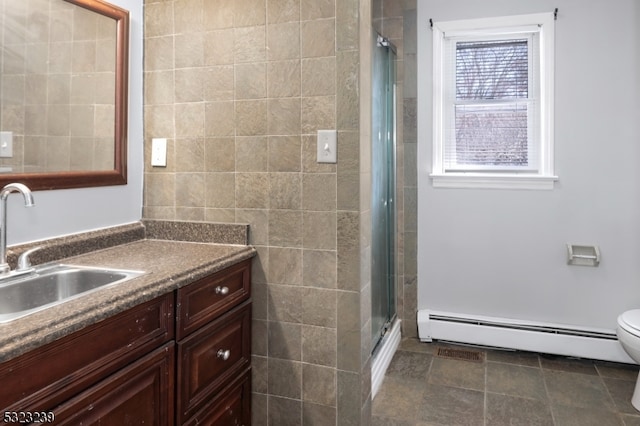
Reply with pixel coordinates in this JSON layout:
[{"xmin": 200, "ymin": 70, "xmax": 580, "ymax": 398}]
[{"xmin": 0, "ymin": 0, "xmax": 129, "ymax": 191}]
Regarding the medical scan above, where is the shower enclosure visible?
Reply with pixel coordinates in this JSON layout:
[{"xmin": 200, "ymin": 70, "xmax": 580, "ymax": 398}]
[{"xmin": 371, "ymin": 32, "xmax": 397, "ymax": 355}]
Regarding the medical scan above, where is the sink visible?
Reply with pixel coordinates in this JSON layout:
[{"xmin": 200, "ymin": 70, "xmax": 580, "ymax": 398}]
[{"xmin": 0, "ymin": 264, "xmax": 145, "ymax": 323}]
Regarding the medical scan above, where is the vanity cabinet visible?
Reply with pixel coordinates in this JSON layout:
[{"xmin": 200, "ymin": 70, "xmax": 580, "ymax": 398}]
[
  {"xmin": 176, "ymin": 259, "xmax": 252, "ymax": 425},
  {"xmin": 52, "ymin": 343, "xmax": 175, "ymax": 425},
  {"xmin": 184, "ymin": 370, "xmax": 251, "ymax": 426},
  {"xmin": 0, "ymin": 258, "xmax": 252, "ymax": 426},
  {"xmin": 0, "ymin": 293, "xmax": 175, "ymax": 416}
]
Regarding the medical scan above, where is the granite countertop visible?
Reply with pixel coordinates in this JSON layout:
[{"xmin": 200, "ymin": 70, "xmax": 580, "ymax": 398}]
[{"xmin": 0, "ymin": 238, "xmax": 256, "ymax": 363}]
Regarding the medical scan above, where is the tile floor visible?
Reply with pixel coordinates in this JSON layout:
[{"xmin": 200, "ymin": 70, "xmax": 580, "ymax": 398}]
[{"xmin": 372, "ymin": 338, "xmax": 640, "ymax": 425}]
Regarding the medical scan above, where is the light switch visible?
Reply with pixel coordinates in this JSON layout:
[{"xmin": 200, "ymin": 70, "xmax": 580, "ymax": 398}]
[
  {"xmin": 0, "ymin": 131, "xmax": 13, "ymax": 158},
  {"xmin": 151, "ymin": 138, "xmax": 167, "ymax": 167},
  {"xmin": 317, "ymin": 130, "xmax": 337, "ymax": 163}
]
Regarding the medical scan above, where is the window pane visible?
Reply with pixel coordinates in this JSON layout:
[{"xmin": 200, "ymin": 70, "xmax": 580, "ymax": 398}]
[
  {"xmin": 452, "ymin": 103, "xmax": 529, "ymax": 167},
  {"xmin": 456, "ymin": 39, "xmax": 528, "ymax": 100}
]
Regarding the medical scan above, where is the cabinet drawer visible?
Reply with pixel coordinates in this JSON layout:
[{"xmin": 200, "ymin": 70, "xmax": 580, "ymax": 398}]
[
  {"xmin": 183, "ymin": 369, "xmax": 251, "ymax": 426},
  {"xmin": 53, "ymin": 342, "xmax": 175, "ymax": 426},
  {"xmin": 177, "ymin": 259, "xmax": 250, "ymax": 340},
  {"xmin": 177, "ymin": 301, "xmax": 251, "ymax": 424},
  {"xmin": 0, "ymin": 293, "xmax": 174, "ymax": 412}
]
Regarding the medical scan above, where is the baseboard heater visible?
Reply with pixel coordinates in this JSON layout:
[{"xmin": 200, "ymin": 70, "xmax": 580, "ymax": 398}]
[{"xmin": 417, "ymin": 309, "xmax": 635, "ymax": 364}]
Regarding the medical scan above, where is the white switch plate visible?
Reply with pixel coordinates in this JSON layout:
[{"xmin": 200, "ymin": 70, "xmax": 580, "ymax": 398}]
[
  {"xmin": 0, "ymin": 131, "xmax": 13, "ymax": 158},
  {"xmin": 151, "ymin": 138, "xmax": 167, "ymax": 167},
  {"xmin": 317, "ymin": 130, "xmax": 337, "ymax": 163}
]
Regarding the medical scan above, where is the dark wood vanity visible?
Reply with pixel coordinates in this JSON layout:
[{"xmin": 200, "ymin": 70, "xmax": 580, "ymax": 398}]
[
  {"xmin": 0, "ymin": 258, "xmax": 252, "ymax": 425},
  {"xmin": 176, "ymin": 259, "xmax": 252, "ymax": 425}
]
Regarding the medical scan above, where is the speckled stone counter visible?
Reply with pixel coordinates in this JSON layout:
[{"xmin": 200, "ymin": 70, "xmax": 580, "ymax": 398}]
[{"xmin": 0, "ymin": 224, "xmax": 255, "ymax": 363}]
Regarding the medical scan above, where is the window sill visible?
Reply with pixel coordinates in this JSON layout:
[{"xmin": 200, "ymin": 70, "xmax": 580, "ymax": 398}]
[{"xmin": 430, "ymin": 173, "xmax": 558, "ymax": 190}]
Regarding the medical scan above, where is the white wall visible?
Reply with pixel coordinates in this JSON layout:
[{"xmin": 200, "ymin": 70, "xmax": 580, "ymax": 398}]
[
  {"xmin": 417, "ymin": 0, "xmax": 640, "ymax": 330},
  {"xmin": 7, "ymin": 0, "xmax": 143, "ymax": 245}
]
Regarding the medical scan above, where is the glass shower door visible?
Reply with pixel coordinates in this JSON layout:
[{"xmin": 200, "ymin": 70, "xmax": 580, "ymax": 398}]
[{"xmin": 371, "ymin": 32, "xmax": 397, "ymax": 354}]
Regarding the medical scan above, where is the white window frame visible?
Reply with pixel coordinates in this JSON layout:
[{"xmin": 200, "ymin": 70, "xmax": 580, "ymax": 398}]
[{"xmin": 431, "ymin": 13, "xmax": 557, "ymax": 190}]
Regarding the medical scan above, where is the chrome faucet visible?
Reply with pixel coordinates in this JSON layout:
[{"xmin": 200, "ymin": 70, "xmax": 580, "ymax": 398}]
[{"xmin": 0, "ymin": 183, "xmax": 34, "ymax": 275}]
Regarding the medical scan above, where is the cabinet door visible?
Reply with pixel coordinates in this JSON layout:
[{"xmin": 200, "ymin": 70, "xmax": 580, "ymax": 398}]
[
  {"xmin": 53, "ymin": 342, "xmax": 175, "ymax": 426},
  {"xmin": 0, "ymin": 293, "xmax": 174, "ymax": 412},
  {"xmin": 177, "ymin": 301, "xmax": 251, "ymax": 424},
  {"xmin": 183, "ymin": 370, "xmax": 251, "ymax": 426}
]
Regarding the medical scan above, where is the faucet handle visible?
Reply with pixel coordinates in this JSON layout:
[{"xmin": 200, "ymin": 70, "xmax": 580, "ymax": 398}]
[{"xmin": 17, "ymin": 246, "xmax": 42, "ymax": 271}]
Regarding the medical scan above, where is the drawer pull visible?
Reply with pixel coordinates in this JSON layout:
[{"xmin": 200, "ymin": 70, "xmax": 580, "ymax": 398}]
[
  {"xmin": 217, "ymin": 349, "xmax": 231, "ymax": 361},
  {"xmin": 215, "ymin": 286, "xmax": 229, "ymax": 295}
]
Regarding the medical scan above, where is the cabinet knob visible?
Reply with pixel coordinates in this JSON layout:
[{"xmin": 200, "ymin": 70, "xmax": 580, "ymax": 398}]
[
  {"xmin": 215, "ymin": 286, "xmax": 229, "ymax": 295},
  {"xmin": 217, "ymin": 349, "xmax": 231, "ymax": 361}
]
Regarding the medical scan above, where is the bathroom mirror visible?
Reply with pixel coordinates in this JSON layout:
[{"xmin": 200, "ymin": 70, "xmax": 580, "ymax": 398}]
[{"xmin": 0, "ymin": 0, "xmax": 129, "ymax": 190}]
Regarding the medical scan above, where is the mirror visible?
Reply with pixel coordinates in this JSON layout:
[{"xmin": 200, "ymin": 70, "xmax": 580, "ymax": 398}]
[{"xmin": 0, "ymin": 0, "xmax": 128, "ymax": 190}]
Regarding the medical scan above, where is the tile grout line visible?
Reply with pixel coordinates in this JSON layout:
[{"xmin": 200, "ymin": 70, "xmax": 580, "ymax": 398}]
[
  {"xmin": 483, "ymin": 353, "xmax": 488, "ymax": 426},
  {"xmin": 597, "ymin": 366, "xmax": 627, "ymax": 424},
  {"xmin": 538, "ymin": 356, "xmax": 558, "ymax": 425}
]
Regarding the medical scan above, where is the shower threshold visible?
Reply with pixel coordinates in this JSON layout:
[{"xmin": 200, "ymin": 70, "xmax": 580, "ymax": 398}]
[{"xmin": 371, "ymin": 318, "xmax": 402, "ymax": 398}]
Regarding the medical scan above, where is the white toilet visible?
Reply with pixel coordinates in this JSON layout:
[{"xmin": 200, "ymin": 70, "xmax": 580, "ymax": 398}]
[{"xmin": 616, "ymin": 309, "xmax": 640, "ymax": 410}]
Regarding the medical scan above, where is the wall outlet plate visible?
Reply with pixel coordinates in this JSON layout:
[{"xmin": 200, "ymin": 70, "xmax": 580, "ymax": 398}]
[{"xmin": 151, "ymin": 138, "xmax": 167, "ymax": 167}]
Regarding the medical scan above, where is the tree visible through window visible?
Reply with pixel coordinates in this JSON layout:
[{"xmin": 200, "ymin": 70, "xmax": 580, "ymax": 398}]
[{"xmin": 454, "ymin": 39, "xmax": 530, "ymax": 168}]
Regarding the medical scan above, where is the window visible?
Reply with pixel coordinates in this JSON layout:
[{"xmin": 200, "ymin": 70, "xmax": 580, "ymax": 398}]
[{"xmin": 431, "ymin": 13, "xmax": 556, "ymax": 189}]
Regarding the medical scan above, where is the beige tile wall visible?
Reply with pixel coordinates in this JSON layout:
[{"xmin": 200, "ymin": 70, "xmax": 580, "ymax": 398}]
[
  {"xmin": 0, "ymin": 0, "xmax": 116, "ymax": 172},
  {"xmin": 142, "ymin": 0, "xmax": 420, "ymax": 423},
  {"xmin": 402, "ymin": 0, "xmax": 418, "ymax": 339},
  {"xmin": 143, "ymin": 0, "xmax": 374, "ymax": 424}
]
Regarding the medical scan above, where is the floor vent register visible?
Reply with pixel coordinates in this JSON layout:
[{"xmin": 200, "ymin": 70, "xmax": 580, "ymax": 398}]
[{"xmin": 435, "ymin": 347, "xmax": 484, "ymax": 363}]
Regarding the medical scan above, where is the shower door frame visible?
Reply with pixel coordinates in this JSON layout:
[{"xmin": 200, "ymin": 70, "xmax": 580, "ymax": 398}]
[{"xmin": 371, "ymin": 32, "xmax": 398, "ymax": 355}]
